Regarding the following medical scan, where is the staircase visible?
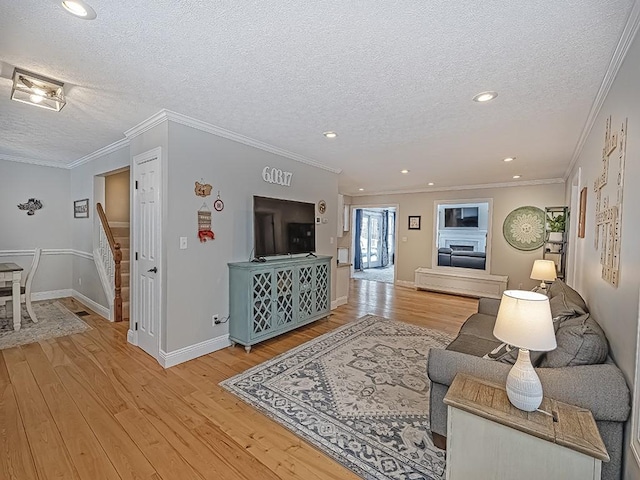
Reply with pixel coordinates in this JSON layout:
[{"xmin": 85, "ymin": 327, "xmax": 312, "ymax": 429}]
[{"xmin": 111, "ymin": 224, "xmax": 130, "ymax": 320}]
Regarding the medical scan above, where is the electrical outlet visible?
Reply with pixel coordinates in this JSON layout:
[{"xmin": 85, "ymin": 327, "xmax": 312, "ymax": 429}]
[{"xmin": 212, "ymin": 314, "xmax": 219, "ymax": 326}]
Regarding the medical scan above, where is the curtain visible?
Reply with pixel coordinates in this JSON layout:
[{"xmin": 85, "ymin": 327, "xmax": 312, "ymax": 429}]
[
  {"xmin": 381, "ymin": 210, "xmax": 389, "ymax": 267},
  {"xmin": 354, "ymin": 209, "xmax": 363, "ymax": 271}
]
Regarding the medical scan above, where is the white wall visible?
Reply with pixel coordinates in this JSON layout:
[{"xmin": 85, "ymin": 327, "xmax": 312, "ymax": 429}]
[
  {"xmin": 0, "ymin": 160, "xmax": 72, "ymax": 294},
  {"xmin": 351, "ymin": 183, "xmax": 565, "ymax": 290},
  {"xmin": 566, "ymin": 29, "xmax": 640, "ymax": 480},
  {"xmin": 160, "ymin": 121, "xmax": 339, "ymax": 353}
]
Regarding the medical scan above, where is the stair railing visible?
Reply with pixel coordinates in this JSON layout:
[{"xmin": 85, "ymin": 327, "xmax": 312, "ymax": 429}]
[{"xmin": 96, "ymin": 203, "xmax": 123, "ymax": 322}]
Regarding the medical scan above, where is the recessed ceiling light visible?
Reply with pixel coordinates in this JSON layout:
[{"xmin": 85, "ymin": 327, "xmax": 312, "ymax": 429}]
[
  {"xmin": 503, "ymin": 157, "xmax": 515, "ymax": 162},
  {"xmin": 323, "ymin": 131, "xmax": 338, "ymax": 139},
  {"xmin": 513, "ymin": 175, "xmax": 521, "ymax": 179},
  {"xmin": 472, "ymin": 91, "xmax": 498, "ymax": 103},
  {"xmin": 428, "ymin": 182, "xmax": 434, "ymax": 186},
  {"xmin": 358, "ymin": 188, "xmax": 364, "ymax": 191},
  {"xmin": 61, "ymin": 1, "xmax": 97, "ymax": 19},
  {"xmin": 401, "ymin": 169, "xmax": 409, "ymax": 174}
]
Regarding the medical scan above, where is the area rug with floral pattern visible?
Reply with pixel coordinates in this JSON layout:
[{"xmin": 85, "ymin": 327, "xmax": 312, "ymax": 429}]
[{"xmin": 220, "ymin": 314, "xmax": 453, "ymax": 480}]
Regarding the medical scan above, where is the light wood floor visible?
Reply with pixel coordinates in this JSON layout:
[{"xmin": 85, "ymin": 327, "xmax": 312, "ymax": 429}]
[{"xmin": 0, "ymin": 280, "xmax": 477, "ymax": 480}]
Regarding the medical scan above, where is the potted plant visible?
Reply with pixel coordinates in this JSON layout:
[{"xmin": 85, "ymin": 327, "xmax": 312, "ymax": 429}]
[{"xmin": 547, "ymin": 213, "xmax": 566, "ymax": 251}]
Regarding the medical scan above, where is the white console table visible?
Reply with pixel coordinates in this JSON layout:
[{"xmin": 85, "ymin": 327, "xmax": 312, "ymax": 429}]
[{"xmin": 414, "ymin": 267, "xmax": 507, "ymax": 299}]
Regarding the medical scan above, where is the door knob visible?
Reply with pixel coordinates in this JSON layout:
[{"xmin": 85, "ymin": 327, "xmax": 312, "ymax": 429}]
[{"xmin": 148, "ymin": 267, "xmax": 158, "ymax": 273}]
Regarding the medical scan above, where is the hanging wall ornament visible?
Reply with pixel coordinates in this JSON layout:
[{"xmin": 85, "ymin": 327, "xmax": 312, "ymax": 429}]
[
  {"xmin": 213, "ymin": 191, "xmax": 224, "ymax": 212},
  {"xmin": 17, "ymin": 198, "xmax": 43, "ymax": 215},
  {"xmin": 197, "ymin": 204, "xmax": 215, "ymax": 242},
  {"xmin": 195, "ymin": 180, "xmax": 213, "ymax": 197}
]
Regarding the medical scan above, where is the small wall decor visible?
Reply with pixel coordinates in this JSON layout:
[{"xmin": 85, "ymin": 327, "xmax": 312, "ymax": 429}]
[
  {"xmin": 18, "ymin": 198, "xmax": 43, "ymax": 216},
  {"xmin": 195, "ymin": 181, "xmax": 212, "ymax": 197},
  {"xmin": 408, "ymin": 215, "xmax": 421, "ymax": 230},
  {"xmin": 197, "ymin": 204, "xmax": 215, "ymax": 242},
  {"xmin": 74, "ymin": 199, "xmax": 89, "ymax": 218},
  {"xmin": 262, "ymin": 166, "xmax": 293, "ymax": 187},
  {"xmin": 502, "ymin": 206, "xmax": 545, "ymax": 251},
  {"xmin": 213, "ymin": 191, "xmax": 224, "ymax": 212},
  {"xmin": 578, "ymin": 187, "xmax": 587, "ymax": 238},
  {"xmin": 317, "ymin": 200, "xmax": 327, "ymax": 215},
  {"xmin": 593, "ymin": 115, "xmax": 626, "ymax": 286}
]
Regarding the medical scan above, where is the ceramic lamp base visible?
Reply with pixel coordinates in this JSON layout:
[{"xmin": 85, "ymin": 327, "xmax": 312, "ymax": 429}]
[{"xmin": 505, "ymin": 348, "xmax": 543, "ymax": 412}]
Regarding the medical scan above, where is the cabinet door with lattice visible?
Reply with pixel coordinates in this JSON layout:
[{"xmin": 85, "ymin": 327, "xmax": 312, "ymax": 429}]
[
  {"xmin": 274, "ymin": 267, "xmax": 295, "ymax": 328},
  {"xmin": 249, "ymin": 270, "xmax": 276, "ymax": 339},
  {"xmin": 296, "ymin": 264, "xmax": 316, "ymax": 322}
]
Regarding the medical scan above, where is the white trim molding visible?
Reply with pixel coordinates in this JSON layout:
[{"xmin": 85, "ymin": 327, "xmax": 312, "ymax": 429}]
[
  {"xmin": 125, "ymin": 109, "xmax": 342, "ymax": 175},
  {"xmin": 72, "ymin": 289, "xmax": 110, "ymax": 319},
  {"xmin": 31, "ymin": 289, "xmax": 73, "ymax": 301},
  {"xmin": 331, "ymin": 297, "xmax": 348, "ymax": 309},
  {"xmin": 0, "ymin": 153, "xmax": 70, "ymax": 169},
  {"xmin": 0, "ymin": 248, "xmax": 92, "ymax": 259},
  {"xmin": 395, "ymin": 280, "xmax": 416, "ymax": 289},
  {"xmin": 159, "ymin": 334, "xmax": 232, "ymax": 368},
  {"xmin": 565, "ymin": 1, "xmax": 640, "ymax": 180},
  {"xmin": 67, "ymin": 138, "xmax": 130, "ymax": 169}
]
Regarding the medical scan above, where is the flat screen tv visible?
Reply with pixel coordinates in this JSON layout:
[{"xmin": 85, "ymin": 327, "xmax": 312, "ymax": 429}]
[
  {"xmin": 444, "ymin": 207, "xmax": 479, "ymax": 228},
  {"xmin": 253, "ymin": 196, "xmax": 316, "ymax": 257}
]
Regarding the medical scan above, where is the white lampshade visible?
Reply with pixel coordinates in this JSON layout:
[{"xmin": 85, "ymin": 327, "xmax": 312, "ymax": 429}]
[
  {"xmin": 493, "ymin": 290, "xmax": 557, "ymax": 352},
  {"xmin": 530, "ymin": 259, "xmax": 557, "ymax": 282}
]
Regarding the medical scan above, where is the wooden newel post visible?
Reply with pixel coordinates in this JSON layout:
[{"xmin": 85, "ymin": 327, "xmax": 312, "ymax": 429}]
[{"xmin": 113, "ymin": 244, "xmax": 123, "ymax": 322}]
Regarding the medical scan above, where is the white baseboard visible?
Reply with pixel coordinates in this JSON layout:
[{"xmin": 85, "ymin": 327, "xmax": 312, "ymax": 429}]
[
  {"xmin": 159, "ymin": 334, "xmax": 231, "ymax": 368},
  {"xmin": 31, "ymin": 289, "xmax": 73, "ymax": 301},
  {"xmin": 127, "ymin": 329, "xmax": 137, "ymax": 345},
  {"xmin": 72, "ymin": 290, "xmax": 110, "ymax": 319},
  {"xmin": 395, "ymin": 280, "xmax": 416, "ymax": 289},
  {"xmin": 332, "ymin": 296, "xmax": 348, "ymax": 309}
]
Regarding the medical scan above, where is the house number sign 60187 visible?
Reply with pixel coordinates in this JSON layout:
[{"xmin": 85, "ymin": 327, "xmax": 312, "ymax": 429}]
[{"xmin": 262, "ymin": 166, "xmax": 293, "ymax": 187}]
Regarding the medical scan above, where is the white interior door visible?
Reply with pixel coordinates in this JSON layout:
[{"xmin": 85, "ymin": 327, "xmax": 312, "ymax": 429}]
[{"xmin": 132, "ymin": 148, "xmax": 162, "ymax": 360}]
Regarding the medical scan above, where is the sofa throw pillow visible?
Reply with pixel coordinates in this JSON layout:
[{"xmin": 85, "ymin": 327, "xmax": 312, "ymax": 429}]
[
  {"xmin": 549, "ymin": 292, "xmax": 588, "ymax": 330},
  {"xmin": 483, "ymin": 342, "xmax": 545, "ymax": 366},
  {"xmin": 548, "ymin": 280, "xmax": 589, "ymax": 314},
  {"xmin": 539, "ymin": 314, "xmax": 609, "ymax": 368}
]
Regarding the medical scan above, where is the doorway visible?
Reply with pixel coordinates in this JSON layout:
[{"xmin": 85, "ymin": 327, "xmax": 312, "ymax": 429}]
[{"xmin": 352, "ymin": 207, "xmax": 396, "ymax": 284}]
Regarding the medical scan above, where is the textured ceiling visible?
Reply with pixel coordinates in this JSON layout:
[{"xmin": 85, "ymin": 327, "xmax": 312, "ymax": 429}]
[{"xmin": 0, "ymin": 0, "xmax": 634, "ymax": 194}]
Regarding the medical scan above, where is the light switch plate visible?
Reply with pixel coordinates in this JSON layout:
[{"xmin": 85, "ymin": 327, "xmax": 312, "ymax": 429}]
[{"xmin": 180, "ymin": 237, "xmax": 188, "ymax": 249}]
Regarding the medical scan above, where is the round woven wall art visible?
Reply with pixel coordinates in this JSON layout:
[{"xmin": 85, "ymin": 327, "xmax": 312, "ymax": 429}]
[{"xmin": 502, "ymin": 206, "xmax": 545, "ymax": 251}]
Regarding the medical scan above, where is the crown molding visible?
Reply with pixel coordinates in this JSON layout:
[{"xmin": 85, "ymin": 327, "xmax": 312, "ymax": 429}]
[
  {"xmin": 346, "ymin": 178, "xmax": 565, "ymax": 197},
  {"xmin": 0, "ymin": 153, "xmax": 69, "ymax": 169},
  {"xmin": 564, "ymin": 1, "xmax": 640, "ymax": 180},
  {"xmin": 125, "ymin": 109, "xmax": 342, "ymax": 175},
  {"xmin": 67, "ymin": 137, "xmax": 130, "ymax": 169},
  {"xmin": 123, "ymin": 110, "xmax": 169, "ymax": 139}
]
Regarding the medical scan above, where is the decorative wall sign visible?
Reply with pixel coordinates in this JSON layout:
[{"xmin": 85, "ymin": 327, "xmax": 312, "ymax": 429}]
[
  {"xmin": 593, "ymin": 116, "xmax": 626, "ymax": 287},
  {"xmin": 18, "ymin": 198, "xmax": 43, "ymax": 216},
  {"xmin": 73, "ymin": 199, "xmax": 89, "ymax": 218},
  {"xmin": 408, "ymin": 215, "xmax": 421, "ymax": 230},
  {"xmin": 502, "ymin": 206, "xmax": 545, "ymax": 251},
  {"xmin": 197, "ymin": 204, "xmax": 215, "ymax": 242},
  {"xmin": 317, "ymin": 200, "xmax": 327, "ymax": 214},
  {"xmin": 578, "ymin": 187, "xmax": 587, "ymax": 238},
  {"xmin": 213, "ymin": 191, "xmax": 224, "ymax": 211},
  {"xmin": 262, "ymin": 166, "xmax": 293, "ymax": 187},
  {"xmin": 195, "ymin": 181, "xmax": 212, "ymax": 197}
]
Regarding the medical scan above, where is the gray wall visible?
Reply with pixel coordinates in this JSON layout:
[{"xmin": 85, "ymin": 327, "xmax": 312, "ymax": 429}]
[
  {"xmin": 70, "ymin": 146, "xmax": 131, "ymax": 308},
  {"xmin": 0, "ymin": 160, "xmax": 72, "ymax": 293},
  {"xmin": 351, "ymin": 183, "xmax": 565, "ymax": 290},
  {"xmin": 160, "ymin": 121, "xmax": 339, "ymax": 352},
  {"xmin": 566, "ymin": 31, "xmax": 640, "ymax": 480}
]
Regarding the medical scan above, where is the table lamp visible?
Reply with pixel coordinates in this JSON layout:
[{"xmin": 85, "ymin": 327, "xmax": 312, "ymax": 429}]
[
  {"xmin": 530, "ymin": 259, "xmax": 557, "ymax": 292},
  {"xmin": 493, "ymin": 290, "xmax": 557, "ymax": 411}
]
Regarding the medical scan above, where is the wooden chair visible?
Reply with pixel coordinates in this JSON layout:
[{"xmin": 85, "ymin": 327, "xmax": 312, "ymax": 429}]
[{"xmin": 0, "ymin": 248, "xmax": 41, "ymax": 323}]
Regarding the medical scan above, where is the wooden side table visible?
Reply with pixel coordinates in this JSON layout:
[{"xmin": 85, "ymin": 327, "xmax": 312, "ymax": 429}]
[{"xmin": 443, "ymin": 373, "xmax": 609, "ymax": 480}]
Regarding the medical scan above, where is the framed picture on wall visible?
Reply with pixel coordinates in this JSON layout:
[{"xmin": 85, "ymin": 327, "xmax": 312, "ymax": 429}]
[
  {"xmin": 408, "ymin": 215, "xmax": 421, "ymax": 230},
  {"xmin": 74, "ymin": 198, "xmax": 89, "ymax": 218}
]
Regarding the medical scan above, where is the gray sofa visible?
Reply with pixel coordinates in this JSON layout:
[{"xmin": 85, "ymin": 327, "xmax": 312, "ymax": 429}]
[
  {"xmin": 437, "ymin": 247, "xmax": 486, "ymax": 270},
  {"xmin": 427, "ymin": 280, "xmax": 630, "ymax": 480}
]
